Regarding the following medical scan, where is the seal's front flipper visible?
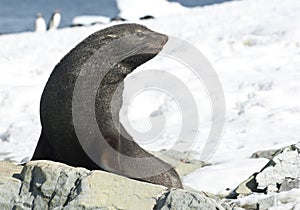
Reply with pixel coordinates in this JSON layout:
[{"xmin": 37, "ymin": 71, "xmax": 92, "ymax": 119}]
[
  {"xmin": 31, "ymin": 130, "xmax": 55, "ymax": 161},
  {"xmin": 99, "ymin": 137, "xmax": 121, "ymax": 174}
]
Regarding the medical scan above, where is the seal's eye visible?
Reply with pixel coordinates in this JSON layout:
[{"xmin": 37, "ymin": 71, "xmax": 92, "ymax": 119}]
[{"xmin": 136, "ymin": 32, "xmax": 143, "ymax": 37}]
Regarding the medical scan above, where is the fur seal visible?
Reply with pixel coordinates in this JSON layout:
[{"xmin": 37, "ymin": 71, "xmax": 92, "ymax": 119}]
[
  {"xmin": 34, "ymin": 13, "xmax": 47, "ymax": 32},
  {"xmin": 32, "ymin": 23, "xmax": 183, "ymax": 188}
]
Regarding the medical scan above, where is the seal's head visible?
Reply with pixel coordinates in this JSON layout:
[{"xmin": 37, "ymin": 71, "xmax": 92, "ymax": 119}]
[
  {"xmin": 111, "ymin": 23, "xmax": 169, "ymax": 54},
  {"xmin": 87, "ymin": 23, "xmax": 169, "ymax": 82},
  {"xmin": 90, "ymin": 23, "xmax": 168, "ymax": 51},
  {"xmin": 113, "ymin": 24, "xmax": 169, "ymax": 74}
]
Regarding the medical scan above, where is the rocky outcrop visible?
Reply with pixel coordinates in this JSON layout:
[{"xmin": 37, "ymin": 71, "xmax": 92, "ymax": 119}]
[
  {"xmin": 3, "ymin": 143, "xmax": 298, "ymax": 209},
  {"xmin": 229, "ymin": 142, "xmax": 300, "ymax": 199},
  {"xmin": 155, "ymin": 189, "xmax": 229, "ymax": 210},
  {"xmin": 251, "ymin": 142, "xmax": 300, "ymax": 160},
  {"xmin": 227, "ymin": 142, "xmax": 300, "ymax": 209},
  {"xmin": 0, "ymin": 160, "xmax": 226, "ymax": 210},
  {"xmin": 229, "ymin": 189, "xmax": 300, "ymax": 210},
  {"xmin": 255, "ymin": 149, "xmax": 300, "ymax": 192},
  {"xmin": 0, "ymin": 161, "xmax": 23, "ymax": 209},
  {"xmin": 151, "ymin": 150, "xmax": 210, "ymax": 177}
]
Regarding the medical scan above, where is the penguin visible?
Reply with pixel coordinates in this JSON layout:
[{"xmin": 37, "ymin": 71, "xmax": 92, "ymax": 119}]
[
  {"xmin": 34, "ymin": 13, "xmax": 47, "ymax": 32},
  {"xmin": 48, "ymin": 9, "xmax": 61, "ymax": 30}
]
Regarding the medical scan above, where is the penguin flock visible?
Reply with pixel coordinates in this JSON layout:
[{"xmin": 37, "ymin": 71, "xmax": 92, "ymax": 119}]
[{"xmin": 34, "ymin": 10, "xmax": 61, "ymax": 32}]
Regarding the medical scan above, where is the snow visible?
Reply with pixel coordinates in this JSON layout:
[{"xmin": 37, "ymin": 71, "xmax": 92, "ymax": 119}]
[
  {"xmin": 256, "ymin": 151, "xmax": 300, "ymax": 190},
  {"xmin": 0, "ymin": 0, "xmax": 300, "ymax": 202},
  {"xmin": 72, "ymin": 16, "xmax": 110, "ymax": 26},
  {"xmin": 183, "ymin": 158, "xmax": 269, "ymax": 195},
  {"xmin": 116, "ymin": 0, "xmax": 188, "ymax": 20},
  {"xmin": 233, "ymin": 189, "xmax": 300, "ymax": 210}
]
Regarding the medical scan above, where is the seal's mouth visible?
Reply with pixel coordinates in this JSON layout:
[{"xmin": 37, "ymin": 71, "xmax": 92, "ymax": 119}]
[
  {"xmin": 116, "ymin": 32, "xmax": 168, "ymax": 68},
  {"xmin": 143, "ymin": 32, "xmax": 168, "ymax": 54}
]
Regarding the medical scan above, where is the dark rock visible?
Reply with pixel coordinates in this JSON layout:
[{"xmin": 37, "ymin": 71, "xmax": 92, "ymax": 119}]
[
  {"xmin": 251, "ymin": 142, "xmax": 300, "ymax": 159},
  {"xmin": 110, "ymin": 16, "xmax": 126, "ymax": 22},
  {"xmin": 140, "ymin": 15, "xmax": 155, "ymax": 20}
]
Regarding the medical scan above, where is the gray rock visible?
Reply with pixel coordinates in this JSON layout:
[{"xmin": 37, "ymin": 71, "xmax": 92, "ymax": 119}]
[
  {"xmin": 0, "ymin": 161, "xmax": 22, "ymax": 210},
  {"xmin": 15, "ymin": 160, "xmax": 168, "ymax": 210},
  {"xmin": 256, "ymin": 150, "xmax": 300, "ymax": 190},
  {"xmin": 230, "ymin": 189, "xmax": 300, "ymax": 210},
  {"xmin": 0, "ymin": 160, "xmax": 226, "ymax": 210},
  {"xmin": 228, "ymin": 142, "xmax": 300, "ymax": 198},
  {"xmin": 257, "ymin": 196, "xmax": 277, "ymax": 210},
  {"xmin": 251, "ymin": 142, "xmax": 300, "ymax": 159},
  {"xmin": 150, "ymin": 150, "xmax": 210, "ymax": 177},
  {"xmin": 279, "ymin": 177, "xmax": 300, "ymax": 192},
  {"xmin": 15, "ymin": 160, "xmax": 91, "ymax": 209},
  {"xmin": 155, "ymin": 189, "xmax": 226, "ymax": 210},
  {"xmin": 251, "ymin": 149, "xmax": 282, "ymax": 160}
]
